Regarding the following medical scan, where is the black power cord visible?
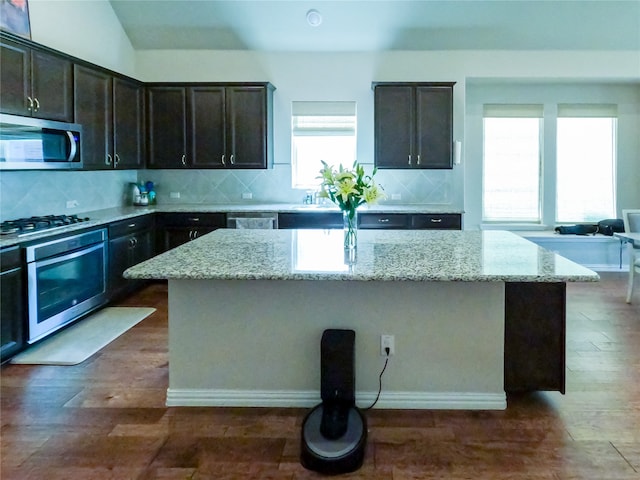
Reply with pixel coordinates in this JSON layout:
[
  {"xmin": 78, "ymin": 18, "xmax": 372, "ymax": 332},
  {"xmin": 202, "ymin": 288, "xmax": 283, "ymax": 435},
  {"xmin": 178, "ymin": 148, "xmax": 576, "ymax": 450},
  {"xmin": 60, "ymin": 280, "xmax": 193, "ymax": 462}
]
[{"xmin": 362, "ymin": 347, "xmax": 390, "ymax": 411}]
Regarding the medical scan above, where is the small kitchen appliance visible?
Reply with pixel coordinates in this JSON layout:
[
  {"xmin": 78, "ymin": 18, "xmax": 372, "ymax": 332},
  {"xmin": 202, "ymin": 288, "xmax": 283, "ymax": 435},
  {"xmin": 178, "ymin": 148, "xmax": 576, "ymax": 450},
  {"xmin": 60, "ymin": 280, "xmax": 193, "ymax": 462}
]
[
  {"xmin": 0, "ymin": 114, "xmax": 82, "ymax": 170},
  {"xmin": 300, "ymin": 329, "xmax": 367, "ymax": 475}
]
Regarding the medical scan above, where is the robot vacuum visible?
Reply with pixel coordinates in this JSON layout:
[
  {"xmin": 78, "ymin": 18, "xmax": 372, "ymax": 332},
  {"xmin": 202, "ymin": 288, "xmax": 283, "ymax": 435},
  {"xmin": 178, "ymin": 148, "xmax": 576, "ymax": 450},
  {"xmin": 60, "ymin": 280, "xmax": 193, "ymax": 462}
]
[{"xmin": 300, "ymin": 329, "xmax": 367, "ymax": 475}]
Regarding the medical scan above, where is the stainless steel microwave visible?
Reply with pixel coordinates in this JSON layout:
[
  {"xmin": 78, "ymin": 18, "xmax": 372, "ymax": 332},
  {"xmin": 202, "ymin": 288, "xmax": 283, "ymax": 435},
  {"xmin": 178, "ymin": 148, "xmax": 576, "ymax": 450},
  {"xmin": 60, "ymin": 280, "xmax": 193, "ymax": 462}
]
[{"xmin": 0, "ymin": 114, "xmax": 82, "ymax": 170}]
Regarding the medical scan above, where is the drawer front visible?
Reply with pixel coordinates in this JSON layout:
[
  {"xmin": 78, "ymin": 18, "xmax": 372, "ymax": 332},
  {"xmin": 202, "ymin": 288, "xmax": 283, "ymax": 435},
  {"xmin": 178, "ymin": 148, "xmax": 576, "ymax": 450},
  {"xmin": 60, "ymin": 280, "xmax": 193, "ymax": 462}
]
[
  {"xmin": 278, "ymin": 212, "xmax": 342, "ymax": 229},
  {"xmin": 410, "ymin": 214, "xmax": 461, "ymax": 230},
  {"xmin": 359, "ymin": 213, "xmax": 408, "ymax": 229},
  {"xmin": 0, "ymin": 246, "xmax": 22, "ymax": 272},
  {"xmin": 158, "ymin": 213, "xmax": 227, "ymax": 228},
  {"xmin": 108, "ymin": 215, "xmax": 154, "ymax": 237}
]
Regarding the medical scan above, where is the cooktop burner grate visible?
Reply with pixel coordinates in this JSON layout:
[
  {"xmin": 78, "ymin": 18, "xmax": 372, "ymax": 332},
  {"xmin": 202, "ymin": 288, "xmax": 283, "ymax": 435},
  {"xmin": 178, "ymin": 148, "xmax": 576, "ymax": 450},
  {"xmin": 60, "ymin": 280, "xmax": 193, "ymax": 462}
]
[{"xmin": 0, "ymin": 214, "xmax": 90, "ymax": 236}]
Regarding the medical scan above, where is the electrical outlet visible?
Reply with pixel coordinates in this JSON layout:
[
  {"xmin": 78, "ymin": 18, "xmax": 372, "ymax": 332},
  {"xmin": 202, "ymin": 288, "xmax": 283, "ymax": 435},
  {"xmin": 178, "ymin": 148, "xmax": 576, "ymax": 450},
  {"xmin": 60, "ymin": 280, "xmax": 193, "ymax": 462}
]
[
  {"xmin": 242, "ymin": 192, "xmax": 253, "ymax": 200},
  {"xmin": 66, "ymin": 200, "xmax": 78, "ymax": 209},
  {"xmin": 170, "ymin": 192, "xmax": 181, "ymax": 199},
  {"xmin": 380, "ymin": 334, "xmax": 395, "ymax": 356},
  {"xmin": 391, "ymin": 193, "xmax": 401, "ymax": 201}
]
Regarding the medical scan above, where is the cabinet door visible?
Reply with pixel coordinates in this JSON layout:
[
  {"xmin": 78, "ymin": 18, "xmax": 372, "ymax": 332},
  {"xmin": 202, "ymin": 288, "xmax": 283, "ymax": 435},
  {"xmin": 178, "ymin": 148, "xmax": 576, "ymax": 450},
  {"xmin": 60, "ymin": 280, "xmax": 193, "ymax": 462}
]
[
  {"xmin": 131, "ymin": 230, "xmax": 154, "ymax": 266},
  {"xmin": 108, "ymin": 230, "xmax": 153, "ymax": 297},
  {"xmin": 415, "ymin": 86, "xmax": 453, "ymax": 169},
  {"xmin": 147, "ymin": 87, "xmax": 187, "ymax": 168},
  {"xmin": 74, "ymin": 65, "xmax": 113, "ymax": 169},
  {"xmin": 504, "ymin": 282, "xmax": 566, "ymax": 393},
  {"xmin": 108, "ymin": 235, "xmax": 131, "ymax": 293},
  {"xmin": 0, "ymin": 38, "xmax": 30, "ymax": 116},
  {"xmin": 189, "ymin": 86, "xmax": 226, "ymax": 167},
  {"xmin": 227, "ymin": 87, "xmax": 268, "ymax": 168},
  {"xmin": 162, "ymin": 227, "xmax": 216, "ymax": 251},
  {"xmin": 31, "ymin": 50, "xmax": 73, "ymax": 122},
  {"xmin": 1, "ymin": 247, "xmax": 25, "ymax": 362},
  {"xmin": 374, "ymin": 86, "xmax": 413, "ymax": 169},
  {"xmin": 113, "ymin": 77, "xmax": 144, "ymax": 169}
]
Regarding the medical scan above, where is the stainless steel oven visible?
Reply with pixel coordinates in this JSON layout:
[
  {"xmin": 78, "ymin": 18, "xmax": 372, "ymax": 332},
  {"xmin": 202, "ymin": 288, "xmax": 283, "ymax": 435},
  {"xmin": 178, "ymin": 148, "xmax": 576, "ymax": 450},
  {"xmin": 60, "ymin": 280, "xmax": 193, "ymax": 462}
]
[{"xmin": 25, "ymin": 228, "xmax": 107, "ymax": 343}]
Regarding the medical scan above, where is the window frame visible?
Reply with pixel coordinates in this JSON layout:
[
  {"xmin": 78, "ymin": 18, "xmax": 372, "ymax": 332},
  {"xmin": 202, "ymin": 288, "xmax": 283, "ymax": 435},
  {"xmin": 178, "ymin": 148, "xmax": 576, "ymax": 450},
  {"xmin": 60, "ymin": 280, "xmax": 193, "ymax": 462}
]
[{"xmin": 290, "ymin": 101, "xmax": 357, "ymax": 190}]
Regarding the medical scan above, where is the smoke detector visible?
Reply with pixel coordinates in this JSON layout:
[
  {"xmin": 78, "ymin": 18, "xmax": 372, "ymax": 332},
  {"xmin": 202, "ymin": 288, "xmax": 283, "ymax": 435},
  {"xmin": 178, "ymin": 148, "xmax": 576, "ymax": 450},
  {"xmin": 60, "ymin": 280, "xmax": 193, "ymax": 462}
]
[{"xmin": 306, "ymin": 9, "xmax": 322, "ymax": 27}]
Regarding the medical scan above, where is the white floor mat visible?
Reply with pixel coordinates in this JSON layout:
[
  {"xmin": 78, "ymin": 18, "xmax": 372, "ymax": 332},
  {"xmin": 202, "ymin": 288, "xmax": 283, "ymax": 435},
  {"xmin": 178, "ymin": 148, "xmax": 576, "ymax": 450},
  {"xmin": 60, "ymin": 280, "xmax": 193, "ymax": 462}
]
[{"xmin": 10, "ymin": 307, "xmax": 156, "ymax": 365}]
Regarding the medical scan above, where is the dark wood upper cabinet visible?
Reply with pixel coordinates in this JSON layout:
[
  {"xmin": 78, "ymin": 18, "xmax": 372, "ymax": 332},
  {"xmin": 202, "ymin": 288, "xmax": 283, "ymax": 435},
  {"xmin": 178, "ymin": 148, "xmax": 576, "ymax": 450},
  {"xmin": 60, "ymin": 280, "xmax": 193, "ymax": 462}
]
[
  {"xmin": 113, "ymin": 77, "xmax": 144, "ymax": 169},
  {"xmin": 75, "ymin": 65, "xmax": 144, "ymax": 170},
  {"xmin": 147, "ymin": 87, "xmax": 188, "ymax": 168},
  {"xmin": 0, "ymin": 37, "xmax": 72, "ymax": 122},
  {"xmin": 190, "ymin": 86, "xmax": 226, "ymax": 168},
  {"xmin": 373, "ymin": 82, "xmax": 455, "ymax": 169},
  {"xmin": 227, "ymin": 86, "xmax": 270, "ymax": 168},
  {"xmin": 147, "ymin": 83, "xmax": 274, "ymax": 169},
  {"xmin": 74, "ymin": 65, "xmax": 112, "ymax": 169}
]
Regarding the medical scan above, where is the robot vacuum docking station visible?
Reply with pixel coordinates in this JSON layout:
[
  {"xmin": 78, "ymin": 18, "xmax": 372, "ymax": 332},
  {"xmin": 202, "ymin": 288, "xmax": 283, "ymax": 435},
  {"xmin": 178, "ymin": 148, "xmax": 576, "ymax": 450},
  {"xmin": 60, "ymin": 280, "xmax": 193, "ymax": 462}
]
[{"xmin": 300, "ymin": 329, "xmax": 367, "ymax": 475}]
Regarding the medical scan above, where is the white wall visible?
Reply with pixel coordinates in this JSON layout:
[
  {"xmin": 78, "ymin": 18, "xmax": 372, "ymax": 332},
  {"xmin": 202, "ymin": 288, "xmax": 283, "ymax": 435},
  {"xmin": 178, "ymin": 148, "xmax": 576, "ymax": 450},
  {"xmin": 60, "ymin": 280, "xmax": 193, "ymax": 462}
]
[
  {"xmin": 136, "ymin": 49, "xmax": 639, "ymax": 217},
  {"xmin": 465, "ymin": 82, "xmax": 640, "ymax": 229},
  {"xmin": 4, "ymin": 2, "xmax": 639, "ymax": 222},
  {"xmin": 28, "ymin": 0, "xmax": 135, "ymax": 76}
]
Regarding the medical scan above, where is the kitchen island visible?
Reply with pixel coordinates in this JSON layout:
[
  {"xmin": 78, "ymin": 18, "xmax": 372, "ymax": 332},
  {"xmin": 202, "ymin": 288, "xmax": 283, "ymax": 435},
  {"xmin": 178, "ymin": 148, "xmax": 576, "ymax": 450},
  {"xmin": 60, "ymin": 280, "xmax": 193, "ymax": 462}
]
[{"xmin": 125, "ymin": 229, "xmax": 598, "ymax": 410}]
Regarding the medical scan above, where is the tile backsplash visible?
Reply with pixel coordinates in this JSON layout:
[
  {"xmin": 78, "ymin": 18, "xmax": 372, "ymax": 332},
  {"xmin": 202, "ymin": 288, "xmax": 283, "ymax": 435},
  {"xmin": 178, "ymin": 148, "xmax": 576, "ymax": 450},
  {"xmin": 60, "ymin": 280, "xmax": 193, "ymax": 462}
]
[
  {"xmin": 0, "ymin": 165, "xmax": 456, "ymax": 221},
  {"xmin": 144, "ymin": 165, "xmax": 455, "ymax": 206},
  {"xmin": 0, "ymin": 170, "xmax": 137, "ymax": 221}
]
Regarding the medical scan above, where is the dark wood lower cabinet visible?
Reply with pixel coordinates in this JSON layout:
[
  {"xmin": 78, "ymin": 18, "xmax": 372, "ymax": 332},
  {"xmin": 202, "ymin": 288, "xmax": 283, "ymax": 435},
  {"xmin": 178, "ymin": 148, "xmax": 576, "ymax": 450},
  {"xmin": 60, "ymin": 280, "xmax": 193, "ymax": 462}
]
[
  {"xmin": 504, "ymin": 282, "xmax": 566, "ymax": 393},
  {"xmin": 277, "ymin": 212, "xmax": 342, "ymax": 229},
  {"xmin": 1, "ymin": 246, "xmax": 25, "ymax": 363},
  {"xmin": 155, "ymin": 213, "xmax": 227, "ymax": 252},
  {"xmin": 108, "ymin": 216, "xmax": 155, "ymax": 301}
]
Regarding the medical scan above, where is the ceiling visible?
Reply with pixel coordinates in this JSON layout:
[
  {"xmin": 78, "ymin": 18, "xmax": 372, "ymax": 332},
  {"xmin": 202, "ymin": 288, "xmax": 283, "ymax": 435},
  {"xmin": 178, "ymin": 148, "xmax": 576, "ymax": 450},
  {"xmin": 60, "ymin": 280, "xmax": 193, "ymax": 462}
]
[{"xmin": 108, "ymin": 0, "xmax": 640, "ymax": 52}]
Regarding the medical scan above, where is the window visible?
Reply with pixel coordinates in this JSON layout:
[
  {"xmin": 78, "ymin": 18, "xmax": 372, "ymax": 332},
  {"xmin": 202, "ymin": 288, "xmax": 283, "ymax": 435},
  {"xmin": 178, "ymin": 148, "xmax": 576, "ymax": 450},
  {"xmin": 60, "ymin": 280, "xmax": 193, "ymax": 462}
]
[
  {"xmin": 556, "ymin": 104, "xmax": 617, "ymax": 222},
  {"xmin": 482, "ymin": 105, "xmax": 543, "ymax": 222},
  {"xmin": 291, "ymin": 101, "xmax": 356, "ymax": 189}
]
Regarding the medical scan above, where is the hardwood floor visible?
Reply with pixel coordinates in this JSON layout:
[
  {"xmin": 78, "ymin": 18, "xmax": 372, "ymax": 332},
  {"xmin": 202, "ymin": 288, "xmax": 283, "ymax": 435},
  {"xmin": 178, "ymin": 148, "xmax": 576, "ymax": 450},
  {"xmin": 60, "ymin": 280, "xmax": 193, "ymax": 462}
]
[{"xmin": 2, "ymin": 274, "xmax": 639, "ymax": 479}]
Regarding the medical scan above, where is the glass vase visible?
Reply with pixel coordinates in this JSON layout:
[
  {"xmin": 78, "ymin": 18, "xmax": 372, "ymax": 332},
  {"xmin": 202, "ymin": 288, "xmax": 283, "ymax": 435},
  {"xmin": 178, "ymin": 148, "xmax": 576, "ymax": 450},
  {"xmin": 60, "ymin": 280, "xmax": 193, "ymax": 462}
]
[{"xmin": 343, "ymin": 209, "xmax": 358, "ymax": 250}]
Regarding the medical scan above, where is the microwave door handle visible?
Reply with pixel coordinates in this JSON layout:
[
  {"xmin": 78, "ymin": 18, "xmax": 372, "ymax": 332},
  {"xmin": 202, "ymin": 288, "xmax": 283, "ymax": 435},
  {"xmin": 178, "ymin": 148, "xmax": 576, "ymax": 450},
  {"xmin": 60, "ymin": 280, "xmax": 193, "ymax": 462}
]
[{"xmin": 66, "ymin": 131, "xmax": 77, "ymax": 162}]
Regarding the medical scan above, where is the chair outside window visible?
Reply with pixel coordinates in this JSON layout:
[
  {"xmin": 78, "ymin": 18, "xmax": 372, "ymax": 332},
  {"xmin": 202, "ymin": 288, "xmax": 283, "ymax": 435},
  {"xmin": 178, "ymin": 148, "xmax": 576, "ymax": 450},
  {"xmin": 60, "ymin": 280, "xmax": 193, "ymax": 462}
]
[{"xmin": 622, "ymin": 209, "xmax": 640, "ymax": 303}]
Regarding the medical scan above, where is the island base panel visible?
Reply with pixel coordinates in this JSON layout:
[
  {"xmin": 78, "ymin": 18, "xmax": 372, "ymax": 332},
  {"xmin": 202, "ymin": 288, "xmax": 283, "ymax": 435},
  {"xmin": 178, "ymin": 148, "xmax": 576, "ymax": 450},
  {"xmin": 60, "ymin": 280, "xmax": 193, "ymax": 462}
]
[{"xmin": 167, "ymin": 279, "xmax": 506, "ymax": 410}]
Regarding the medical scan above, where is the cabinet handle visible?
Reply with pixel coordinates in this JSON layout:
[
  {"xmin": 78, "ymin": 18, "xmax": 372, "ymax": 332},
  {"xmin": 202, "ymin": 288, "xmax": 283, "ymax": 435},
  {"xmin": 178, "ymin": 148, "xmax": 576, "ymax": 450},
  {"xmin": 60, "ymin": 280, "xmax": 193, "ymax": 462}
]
[
  {"xmin": 181, "ymin": 154, "xmax": 187, "ymax": 166},
  {"xmin": 430, "ymin": 218, "xmax": 443, "ymax": 223},
  {"xmin": 106, "ymin": 154, "xmax": 112, "ymax": 165},
  {"xmin": 221, "ymin": 154, "xmax": 226, "ymax": 166},
  {"xmin": 378, "ymin": 218, "xmax": 390, "ymax": 223},
  {"xmin": 114, "ymin": 153, "xmax": 120, "ymax": 167},
  {"xmin": 27, "ymin": 96, "xmax": 33, "ymax": 111},
  {"xmin": 407, "ymin": 155, "xmax": 412, "ymax": 165},
  {"xmin": 230, "ymin": 154, "xmax": 235, "ymax": 165},
  {"xmin": 33, "ymin": 97, "xmax": 40, "ymax": 112},
  {"xmin": 128, "ymin": 223, "xmax": 137, "ymax": 228},
  {"xmin": 188, "ymin": 217, "xmax": 200, "ymax": 222},
  {"xmin": 417, "ymin": 154, "xmax": 421, "ymax": 165}
]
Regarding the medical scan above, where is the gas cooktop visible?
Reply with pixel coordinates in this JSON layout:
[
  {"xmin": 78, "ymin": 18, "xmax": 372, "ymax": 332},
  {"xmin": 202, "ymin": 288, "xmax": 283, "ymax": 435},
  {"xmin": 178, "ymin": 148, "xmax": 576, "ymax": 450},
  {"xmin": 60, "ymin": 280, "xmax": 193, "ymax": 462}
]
[{"xmin": 0, "ymin": 214, "xmax": 90, "ymax": 236}]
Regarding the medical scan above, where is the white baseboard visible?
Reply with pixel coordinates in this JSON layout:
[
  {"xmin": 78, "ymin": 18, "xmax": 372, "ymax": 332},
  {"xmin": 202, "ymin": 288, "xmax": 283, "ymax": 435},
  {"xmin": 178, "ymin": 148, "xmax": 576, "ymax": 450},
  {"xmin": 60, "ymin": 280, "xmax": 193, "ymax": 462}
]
[{"xmin": 166, "ymin": 389, "xmax": 507, "ymax": 410}]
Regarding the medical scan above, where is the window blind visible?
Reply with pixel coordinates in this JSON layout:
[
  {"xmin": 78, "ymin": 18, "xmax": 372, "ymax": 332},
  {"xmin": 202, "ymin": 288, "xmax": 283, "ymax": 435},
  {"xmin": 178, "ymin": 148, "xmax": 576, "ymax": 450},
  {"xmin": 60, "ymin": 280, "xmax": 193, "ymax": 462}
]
[
  {"xmin": 483, "ymin": 104, "xmax": 543, "ymax": 118},
  {"xmin": 557, "ymin": 104, "xmax": 617, "ymax": 118}
]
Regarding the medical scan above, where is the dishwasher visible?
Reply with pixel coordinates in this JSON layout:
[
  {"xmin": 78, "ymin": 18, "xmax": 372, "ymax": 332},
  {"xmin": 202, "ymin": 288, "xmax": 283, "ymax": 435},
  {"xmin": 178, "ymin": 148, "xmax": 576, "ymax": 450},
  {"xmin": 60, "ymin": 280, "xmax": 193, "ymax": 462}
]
[{"xmin": 226, "ymin": 212, "xmax": 278, "ymax": 229}]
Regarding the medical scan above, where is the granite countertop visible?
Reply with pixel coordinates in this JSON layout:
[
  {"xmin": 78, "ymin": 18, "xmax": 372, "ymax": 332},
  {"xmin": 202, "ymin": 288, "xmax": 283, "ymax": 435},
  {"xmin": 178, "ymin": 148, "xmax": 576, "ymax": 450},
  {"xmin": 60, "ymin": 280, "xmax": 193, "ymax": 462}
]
[
  {"xmin": 0, "ymin": 203, "xmax": 463, "ymax": 249},
  {"xmin": 124, "ymin": 229, "xmax": 599, "ymax": 283}
]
